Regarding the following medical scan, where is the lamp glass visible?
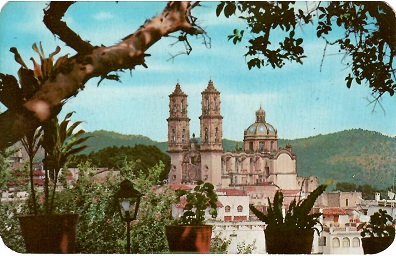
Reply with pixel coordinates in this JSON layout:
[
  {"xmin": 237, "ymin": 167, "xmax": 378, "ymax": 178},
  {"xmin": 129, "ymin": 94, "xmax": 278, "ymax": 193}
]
[{"xmin": 121, "ymin": 200, "xmax": 131, "ymax": 212}]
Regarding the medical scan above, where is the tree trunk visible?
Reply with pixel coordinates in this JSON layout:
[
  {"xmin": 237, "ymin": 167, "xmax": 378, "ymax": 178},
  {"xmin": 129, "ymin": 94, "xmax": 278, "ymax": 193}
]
[{"xmin": 0, "ymin": 1, "xmax": 202, "ymax": 150}]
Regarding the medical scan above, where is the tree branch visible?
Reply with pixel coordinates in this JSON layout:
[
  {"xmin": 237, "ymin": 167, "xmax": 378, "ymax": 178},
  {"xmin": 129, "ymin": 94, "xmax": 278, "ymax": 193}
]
[
  {"xmin": 43, "ymin": 1, "xmax": 95, "ymax": 54},
  {"xmin": 0, "ymin": 1, "xmax": 203, "ymax": 150}
]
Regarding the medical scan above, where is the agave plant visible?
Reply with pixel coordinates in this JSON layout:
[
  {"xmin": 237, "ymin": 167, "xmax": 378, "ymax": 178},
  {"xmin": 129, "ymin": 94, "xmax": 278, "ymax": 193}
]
[{"xmin": 250, "ymin": 181, "xmax": 331, "ymax": 234}]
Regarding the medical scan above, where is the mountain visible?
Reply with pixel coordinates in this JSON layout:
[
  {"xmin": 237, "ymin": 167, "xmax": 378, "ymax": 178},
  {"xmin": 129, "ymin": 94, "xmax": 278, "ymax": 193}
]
[
  {"xmin": 82, "ymin": 129, "xmax": 396, "ymax": 189},
  {"xmin": 278, "ymin": 129, "xmax": 396, "ymax": 189},
  {"xmin": 82, "ymin": 130, "xmax": 168, "ymax": 153}
]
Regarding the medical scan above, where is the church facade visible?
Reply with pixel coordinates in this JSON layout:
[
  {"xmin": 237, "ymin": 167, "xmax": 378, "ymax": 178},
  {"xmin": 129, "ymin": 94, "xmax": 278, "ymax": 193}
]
[{"xmin": 167, "ymin": 80, "xmax": 317, "ymax": 193}]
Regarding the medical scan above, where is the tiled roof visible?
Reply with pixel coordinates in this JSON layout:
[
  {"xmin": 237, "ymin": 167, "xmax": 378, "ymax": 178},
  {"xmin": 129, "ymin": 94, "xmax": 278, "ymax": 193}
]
[
  {"xmin": 167, "ymin": 184, "xmax": 192, "ymax": 191},
  {"xmin": 216, "ymin": 188, "xmax": 247, "ymax": 196},
  {"xmin": 175, "ymin": 197, "xmax": 223, "ymax": 208},
  {"xmin": 323, "ymin": 207, "xmax": 349, "ymax": 215}
]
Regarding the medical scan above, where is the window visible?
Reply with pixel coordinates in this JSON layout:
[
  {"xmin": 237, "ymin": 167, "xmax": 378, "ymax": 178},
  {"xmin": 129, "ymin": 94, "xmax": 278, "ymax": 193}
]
[
  {"xmin": 172, "ymin": 175, "xmax": 176, "ymax": 180},
  {"xmin": 181, "ymin": 100, "xmax": 184, "ymax": 113},
  {"xmin": 342, "ymin": 237, "xmax": 350, "ymax": 247},
  {"xmin": 237, "ymin": 205, "xmax": 243, "ymax": 212},
  {"xmin": 249, "ymin": 142, "xmax": 253, "ymax": 151},
  {"xmin": 182, "ymin": 129, "xmax": 186, "ymax": 144},
  {"xmin": 352, "ymin": 237, "xmax": 360, "ymax": 247},
  {"xmin": 332, "ymin": 238, "xmax": 340, "ymax": 248},
  {"xmin": 205, "ymin": 128, "xmax": 208, "ymax": 142},
  {"xmin": 172, "ymin": 129, "xmax": 176, "ymax": 144},
  {"xmin": 225, "ymin": 206, "xmax": 231, "ymax": 213},
  {"xmin": 345, "ymin": 198, "xmax": 349, "ymax": 207},
  {"xmin": 215, "ymin": 128, "xmax": 218, "ymax": 142},
  {"xmin": 319, "ymin": 237, "xmax": 327, "ymax": 246},
  {"xmin": 259, "ymin": 141, "xmax": 264, "ymax": 151}
]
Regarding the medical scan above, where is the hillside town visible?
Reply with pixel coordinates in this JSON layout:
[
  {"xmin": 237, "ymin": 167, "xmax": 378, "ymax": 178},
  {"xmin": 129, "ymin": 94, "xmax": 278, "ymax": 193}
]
[{"xmin": 1, "ymin": 81, "xmax": 395, "ymax": 254}]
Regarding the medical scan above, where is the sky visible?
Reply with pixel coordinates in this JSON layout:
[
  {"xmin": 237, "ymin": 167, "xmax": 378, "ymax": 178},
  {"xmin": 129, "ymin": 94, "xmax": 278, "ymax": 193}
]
[{"xmin": 0, "ymin": 1, "xmax": 395, "ymax": 143}]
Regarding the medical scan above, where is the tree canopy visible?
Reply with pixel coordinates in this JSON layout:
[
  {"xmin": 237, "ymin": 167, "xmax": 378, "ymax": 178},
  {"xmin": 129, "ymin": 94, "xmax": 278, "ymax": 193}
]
[{"xmin": 216, "ymin": 1, "xmax": 395, "ymax": 98}]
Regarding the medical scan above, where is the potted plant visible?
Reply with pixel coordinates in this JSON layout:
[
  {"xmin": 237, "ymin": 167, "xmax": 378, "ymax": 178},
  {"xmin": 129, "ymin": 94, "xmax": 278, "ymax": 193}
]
[
  {"xmin": 17, "ymin": 111, "xmax": 89, "ymax": 253},
  {"xmin": 165, "ymin": 180, "xmax": 218, "ymax": 253},
  {"xmin": 2, "ymin": 44, "xmax": 90, "ymax": 253},
  {"xmin": 360, "ymin": 209, "xmax": 395, "ymax": 254},
  {"xmin": 250, "ymin": 182, "xmax": 330, "ymax": 254}
]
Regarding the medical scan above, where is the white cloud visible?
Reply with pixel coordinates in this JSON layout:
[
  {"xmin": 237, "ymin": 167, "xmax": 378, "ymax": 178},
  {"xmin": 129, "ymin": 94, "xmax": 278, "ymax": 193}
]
[{"xmin": 93, "ymin": 11, "xmax": 113, "ymax": 20}]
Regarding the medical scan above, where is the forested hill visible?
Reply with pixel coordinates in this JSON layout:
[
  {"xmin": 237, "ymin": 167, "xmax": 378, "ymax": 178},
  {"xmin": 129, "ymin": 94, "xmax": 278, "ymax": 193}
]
[
  {"xmin": 278, "ymin": 129, "xmax": 396, "ymax": 189},
  {"xmin": 83, "ymin": 129, "xmax": 395, "ymax": 189},
  {"xmin": 83, "ymin": 130, "xmax": 168, "ymax": 153}
]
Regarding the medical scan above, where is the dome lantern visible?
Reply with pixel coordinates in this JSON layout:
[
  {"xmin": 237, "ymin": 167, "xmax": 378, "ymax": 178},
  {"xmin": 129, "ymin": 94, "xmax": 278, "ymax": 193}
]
[{"xmin": 255, "ymin": 105, "xmax": 266, "ymax": 123}]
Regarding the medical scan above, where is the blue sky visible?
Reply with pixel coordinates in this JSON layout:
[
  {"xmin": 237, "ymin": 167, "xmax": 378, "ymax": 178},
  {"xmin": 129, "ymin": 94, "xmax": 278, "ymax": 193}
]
[{"xmin": 1, "ymin": 1, "xmax": 395, "ymax": 142}]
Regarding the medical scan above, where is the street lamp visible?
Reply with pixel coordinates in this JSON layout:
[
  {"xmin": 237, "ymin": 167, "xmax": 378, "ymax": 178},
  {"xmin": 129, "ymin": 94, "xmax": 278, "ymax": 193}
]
[{"xmin": 114, "ymin": 179, "xmax": 142, "ymax": 253}]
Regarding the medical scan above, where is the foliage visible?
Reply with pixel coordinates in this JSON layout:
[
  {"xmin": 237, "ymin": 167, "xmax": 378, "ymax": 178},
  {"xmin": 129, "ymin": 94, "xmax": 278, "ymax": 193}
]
[
  {"xmin": 0, "ymin": 150, "xmax": 13, "ymax": 190},
  {"xmin": 216, "ymin": 1, "xmax": 396, "ymax": 98},
  {"xmin": 54, "ymin": 161, "xmax": 125, "ymax": 253},
  {"xmin": 38, "ymin": 112, "xmax": 90, "ymax": 214},
  {"xmin": 0, "ymin": 152, "xmax": 24, "ymax": 252},
  {"xmin": 336, "ymin": 181, "xmax": 358, "ymax": 192},
  {"xmin": 210, "ymin": 231, "xmax": 231, "ymax": 253},
  {"xmin": 0, "ymin": 200, "xmax": 26, "ymax": 253},
  {"xmin": 237, "ymin": 239, "xmax": 257, "ymax": 254},
  {"xmin": 250, "ymin": 182, "xmax": 330, "ymax": 234},
  {"xmin": 0, "ymin": 42, "xmax": 68, "ymax": 111},
  {"xmin": 77, "ymin": 130, "xmax": 168, "ymax": 154},
  {"xmin": 70, "ymin": 143, "xmax": 170, "ymax": 181},
  {"xmin": 54, "ymin": 160, "xmax": 174, "ymax": 253},
  {"xmin": 279, "ymin": 129, "xmax": 396, "ymax": 190},
  {"xmin": 174, "ymin": 180, "xmax": 218, "ymax": 226},
  {"xmin": 20, "ymin": 127, "xmax": 42, "ymax": 214},
  {"xmin": 360, "ymin": 209, "xmax": 396, "ymax": 238}
]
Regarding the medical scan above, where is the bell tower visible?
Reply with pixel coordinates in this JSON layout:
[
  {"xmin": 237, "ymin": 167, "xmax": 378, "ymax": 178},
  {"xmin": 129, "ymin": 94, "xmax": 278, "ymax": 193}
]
[
  {"xmin": 199, "ymin": 80, "xmax": 223, "ymax": 187},
  {"xmin": 167, "ymin": 83, "xmax": 190, "ymax": 184},
  {"xmin": 199, "ymin": 80, "xmax": 223, "ymax": 152},
  {"xmin": 167, "ymin": 83, "xmax": 190, "ymax": 152}
]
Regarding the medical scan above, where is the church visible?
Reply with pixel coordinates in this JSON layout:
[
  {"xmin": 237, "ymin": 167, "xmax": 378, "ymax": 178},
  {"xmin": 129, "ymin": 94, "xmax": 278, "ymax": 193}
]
[{"xmin": 166, "ymin": 80, "xmax": 317, "ymax": 194}]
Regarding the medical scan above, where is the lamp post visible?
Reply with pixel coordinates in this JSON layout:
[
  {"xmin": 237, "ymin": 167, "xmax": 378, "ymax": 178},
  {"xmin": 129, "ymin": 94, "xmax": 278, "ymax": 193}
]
[{"xmin": 114, "ymin": 179, "xmax": 142, "ymax": 253}]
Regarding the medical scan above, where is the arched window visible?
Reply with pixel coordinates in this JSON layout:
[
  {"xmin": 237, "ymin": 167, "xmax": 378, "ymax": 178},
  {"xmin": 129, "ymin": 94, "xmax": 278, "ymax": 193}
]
[
  {"xmin": 237, "ymin": 205, "xmax": 243, "ymax": 212},
  {"xmin": 332, "ymin": 238, "xmax": 340, "ymax": 248},
  {"xmin": 342, "ymin": 237, "xmax": 350, "ymax": 247},
  {"xmin": 206, "ymin": 98, "xmax": 209, "ymax": 110},
  {"xmin": 172, "ymin": 129, "xmax": 176, "ymax": 144},
  {"xmin": 225, "ymin": 205, "xmax": 231, "ymax": 213},
  {"xmin": 352, "ymin": 237, "xmax": 360, "ymax": 247},
  {"xmin": 182, "ymin": 129, "xmax": 186, "ymax": 144},
  {"xmin": 173, "ymin": 103, "xmax": 177, "ymax": 113},
  {"xmin": 205, "ymin": 127, "xmax": 208, "ymax": 142},
  {"xmin": 181, "ymin": 100, "xmax": 184, "ymax": 113},
  {"xmin": 215, "ymin": 128, "xmax": 218, "ymax": 142}
]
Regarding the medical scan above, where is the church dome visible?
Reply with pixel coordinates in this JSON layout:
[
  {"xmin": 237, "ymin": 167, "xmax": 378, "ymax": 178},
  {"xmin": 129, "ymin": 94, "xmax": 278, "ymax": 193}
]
[{"xmin": 245, "ymin": 106, "xmax": 277, "ymax": 137}]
